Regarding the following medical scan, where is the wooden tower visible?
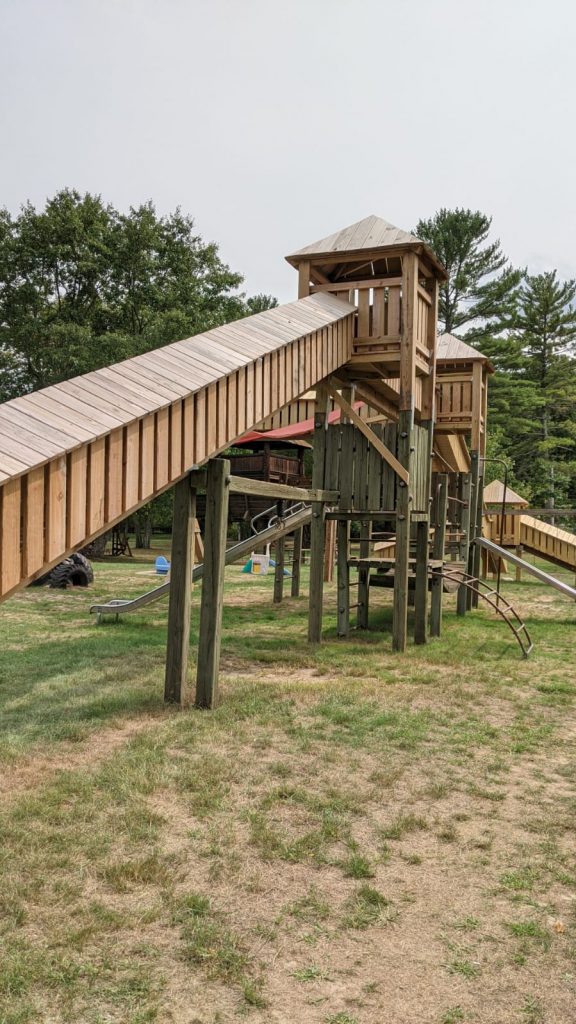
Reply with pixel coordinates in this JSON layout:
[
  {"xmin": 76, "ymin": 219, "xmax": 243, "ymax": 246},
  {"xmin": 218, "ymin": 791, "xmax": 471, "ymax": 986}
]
[{"xmin": 287, "ymin": 215, "xmax": 448, "ymax": 650}]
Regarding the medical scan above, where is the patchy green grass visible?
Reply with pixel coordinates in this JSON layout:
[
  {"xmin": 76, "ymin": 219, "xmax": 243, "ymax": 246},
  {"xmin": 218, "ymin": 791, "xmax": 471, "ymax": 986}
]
[{"xmin": 0, "ymin": 559, "xmax": 575, "ymax": 1021}]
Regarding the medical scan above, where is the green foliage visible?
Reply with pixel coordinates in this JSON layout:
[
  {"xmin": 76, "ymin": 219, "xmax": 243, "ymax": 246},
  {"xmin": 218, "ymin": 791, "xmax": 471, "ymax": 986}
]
[
  {"xmin": 485, "ymin": 270, "xmax": 576, "ymax": 506},
  {"xmin": 417, "ymin": 206, "xmax": 576, "ymax": 509},
  {"xmin": 0, "ymin": 188, "xmax": 272, "ymax": 400},
  {"xmin": 415, "ymin": 208, "xmax": 522, "ymax": 338}
]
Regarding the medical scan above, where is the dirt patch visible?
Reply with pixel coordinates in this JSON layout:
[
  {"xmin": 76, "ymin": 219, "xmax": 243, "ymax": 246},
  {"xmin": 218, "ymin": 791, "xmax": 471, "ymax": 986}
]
[{"xmin": 0, "ymin": 714, "xmax": 159, "ymax": 802}]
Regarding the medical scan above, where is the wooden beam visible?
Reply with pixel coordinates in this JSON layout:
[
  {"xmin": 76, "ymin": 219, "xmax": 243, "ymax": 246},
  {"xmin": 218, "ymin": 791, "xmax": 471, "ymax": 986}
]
[
  {"xmin": 164, "ymin": 475, "xmax": 197, "ymax": 705},
  {"xmin": 328, "ymin": 386, "xmax": 409, "ymax": 485},
  {"xmin": 195, "ymin": 459, "xmax": 230, "ymax": 708},
  {"xmin": 430, "ymin": 474, "xmax": 448, "ymax": 637},
  {"xmin": 337, "ymin": 424, "xmax": 354, "ymax": 636},
  {"xmin": 298, "ymin": 260, "xmax": 311, "ymax": 299},
  {"xmin": 308, "ymin": 387, "xmax": 330, "ymax": 643},
  {"xmin": 312, "ymin": 276, "xmax": 402, "ymax": 293},
  {"xmin": 291, "ymin": 527, "xmax": 302, "ymax": 597},
  {"xmin": 228, "ymin": 476, "xmax": 338, "ymax": 503},
  {"xmin": 392, "ymin": 410, "xmax": 413, "ymax": 651},
  {"xmin": 414, "ymin": 519, "xmax": 429, "ymax": 644},
  {"xmin": 399, "ymin": 253, "xmax": 418, "ymax": 411},
  {"xmin": 273, "ymin": 501, "xmax": 285, "ymax": 603},
  {"xmin": 457, "ymin": 472, "xmax": 472, "ymax": 616}
]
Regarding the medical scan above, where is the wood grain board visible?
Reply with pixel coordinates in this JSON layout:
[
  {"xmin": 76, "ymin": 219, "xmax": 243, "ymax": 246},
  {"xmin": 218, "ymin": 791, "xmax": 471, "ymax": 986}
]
[{"xmin": 0, "ymin": 293, "xmax": 355, "ymax": 599}]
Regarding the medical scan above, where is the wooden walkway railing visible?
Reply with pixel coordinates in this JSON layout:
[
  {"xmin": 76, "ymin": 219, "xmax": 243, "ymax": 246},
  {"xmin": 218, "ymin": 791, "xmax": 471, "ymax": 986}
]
[{"xmin": 0, "ymin": 293, "xmax": 354, "ymax": 601}]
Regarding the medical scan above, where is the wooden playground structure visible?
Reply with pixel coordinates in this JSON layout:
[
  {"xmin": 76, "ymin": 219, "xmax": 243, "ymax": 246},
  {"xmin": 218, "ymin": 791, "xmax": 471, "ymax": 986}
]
[{"xmin": 1, "ymin": 214, "xmax": 575, "ymax": 704}]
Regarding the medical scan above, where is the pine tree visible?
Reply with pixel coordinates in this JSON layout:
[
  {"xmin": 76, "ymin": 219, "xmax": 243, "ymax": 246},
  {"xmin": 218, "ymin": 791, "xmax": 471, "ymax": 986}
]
[
  {"xmin": 415, "ymin": 208, "xmax": 522, "ymax": 342},
  {"xmin": 514, "ymin": 271, "xmax": 576, "ymax": 506}
]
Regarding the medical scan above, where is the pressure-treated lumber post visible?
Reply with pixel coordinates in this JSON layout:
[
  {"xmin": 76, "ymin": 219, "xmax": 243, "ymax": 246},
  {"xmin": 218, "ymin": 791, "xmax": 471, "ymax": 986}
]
[
  {"xmin": 515, "ymin": 545, "xmax": 523, "ymax": 582},
  {"xmin": 471, "ymin": 459, "xmax": 484, "ymax": 609},
  {"xmin": 357, "ymin": 431, "xmax": 371, "ymax": 629},
  {"xmin": 393, "ymin": 252, "xmax": 418, "ymax": 652},
  {"xmin": 291, "ymin": 527, "xmax": 302, "ymax": 597},
  {"xmin": 308, "ymin": 387, "xmax": 330, "ymax": 643},
  {"xmin": 457, "ymin": 472, "xmax": 472, "ymax": 616},
  {"xmin": 337, "ymin": 424, "xmax": 354, "ymax": 636},
  {"xmin": 467, "ymin": 450, "xmax": 480, "ymax": 609},
  {"xmin": 414, "ymin": 520, "xmax": 429, "ymax": 644},
  {"xmin": 273, "ymin": 501, "xmax": 285, "ymax": 603},
  {"xmin": 430, "ymin": 474, "xmax": 448, "ymax": 637},
  {"xmin": 393, "ymin": 414, "xmax": 412, "ymax": 651},
  {"xmin": 195, "ymin": 459, "xmax": 230, "ymax": 709},
  {"xmin": 164, "ymin": 474, "xmax": 197, "ymax": 704},
  {"xmin": 413, "ymin": 276, "xmax": 437, "ymax": 645},
  {"xmin": 323, "ymin": 520, "xmax": 336, "ymax": 582}
]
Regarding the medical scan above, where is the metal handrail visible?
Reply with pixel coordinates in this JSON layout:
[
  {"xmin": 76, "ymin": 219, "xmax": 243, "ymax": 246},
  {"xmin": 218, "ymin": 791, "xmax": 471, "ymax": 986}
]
[{"xmin": 250, "ymin": 500, "xmax": 307, "ymax": 535}]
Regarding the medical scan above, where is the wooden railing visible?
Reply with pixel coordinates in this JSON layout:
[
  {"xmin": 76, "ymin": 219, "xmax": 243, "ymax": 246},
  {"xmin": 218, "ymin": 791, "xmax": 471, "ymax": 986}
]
[{"xmin": 0, "ymin": 295, "xmax": 354, "ymax": 601}]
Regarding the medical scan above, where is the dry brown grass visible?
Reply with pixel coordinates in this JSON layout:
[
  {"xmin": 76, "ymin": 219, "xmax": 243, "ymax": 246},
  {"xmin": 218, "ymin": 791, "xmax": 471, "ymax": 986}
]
[{"xmin": 0, "ymin": 561, "xmax": 575, "ymax": 1023}]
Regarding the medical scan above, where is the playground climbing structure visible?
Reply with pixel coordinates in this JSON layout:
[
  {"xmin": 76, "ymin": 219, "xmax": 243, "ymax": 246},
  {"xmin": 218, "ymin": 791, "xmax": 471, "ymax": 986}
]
[{"xmin": 2, "ymin": 213, "xmax": 570, "ymax": 705}]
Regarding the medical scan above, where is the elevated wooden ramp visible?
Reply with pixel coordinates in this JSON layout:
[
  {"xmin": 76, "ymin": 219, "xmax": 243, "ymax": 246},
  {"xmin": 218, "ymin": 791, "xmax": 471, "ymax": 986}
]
[
  {"xmin": 0, "ymin": 294, "xmax": 354, "ymax": 601},
  {"xmin": 519, "ymin": 515, "xmax": 576, "ymax": 572}
]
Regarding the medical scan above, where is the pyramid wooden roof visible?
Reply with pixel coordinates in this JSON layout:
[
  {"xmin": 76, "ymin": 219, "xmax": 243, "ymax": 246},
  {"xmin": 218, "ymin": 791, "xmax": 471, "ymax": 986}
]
[
  {"xmin": 286, "ymin": 215, "xmax": 447, "ymax": 280},
  {"xmin": 437, "ymin": 333, "xmax": 493, "ymax": 369},
  {"xmin": 483, "ymin": 479, "xmax": 529, "ymax": 506}
]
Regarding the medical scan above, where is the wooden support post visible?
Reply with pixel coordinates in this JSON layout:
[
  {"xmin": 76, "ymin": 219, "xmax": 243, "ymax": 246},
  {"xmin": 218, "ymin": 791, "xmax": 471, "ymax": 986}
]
[
  {"xmin": 414, "ymin": 519, "xmax": 429, "ymax": 644},
  {"xmin": 457, "ymin": 472, "xmax": 472, "ymax": 616},
  {"xmin": 308, "ymin": 387, "xmax": 329, "ymax": 643},
  {"xmin": 323, "ymin": 519, "xmax": 336, "ymax": 582},
  {"xmin": 195, "ymin": 459, "xmax": 230, "ymax": 709},
  {"xmin": 471, "ymin": 466, "xmax": 484, "ymax": 608},
  {"xmin": 392, "ymin": 410, "xmax": 413, "ymax": 651},
  {"xmin": 430, "ymin": 473, "xmax": 448, "ymax": 637},
  {"xmin": 291, "ymin": 527, "xmax": 302, "ymax": 597},
  {"xmin": 467, "ymin": 451, "xmax": 480, "ymax": 609},
  {"xmin": 337, "ymin": 424, "xmax": 354, "ymax": 636},
  {"xmin": 356, "ymin": 432, "xmax": 371, "ymax": 629},
  {"xmin": 273, "ymin": 501, "xmax": 285, "ymax": 603},
  {"xmin": 392, "ymin": 252, "xmax": 418, "ymax": 653},
  {"xmin": 515, "ymin": 545, "xmax": 523, "ymax": 582},
  {"xmin": 164, "ymin": 475, "xmax": 196, "ymax": 705}
]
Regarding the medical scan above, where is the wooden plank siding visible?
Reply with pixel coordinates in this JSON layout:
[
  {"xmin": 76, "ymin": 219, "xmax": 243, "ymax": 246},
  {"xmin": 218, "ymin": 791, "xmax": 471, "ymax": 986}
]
[{"xmin": 0, "ymin": 294, "xmax": 355, "ymax": 601}]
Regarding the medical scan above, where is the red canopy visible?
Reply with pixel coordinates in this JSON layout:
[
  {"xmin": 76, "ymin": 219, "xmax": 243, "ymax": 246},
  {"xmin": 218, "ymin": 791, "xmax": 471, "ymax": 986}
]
[{"xmin": 237, "ymin": 402, "xmax": 364, "ymax": 444}]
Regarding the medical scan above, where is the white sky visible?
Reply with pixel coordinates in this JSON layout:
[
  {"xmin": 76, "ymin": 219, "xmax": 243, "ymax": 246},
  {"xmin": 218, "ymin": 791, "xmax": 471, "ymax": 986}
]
[{"xmin": 1, "ymin": 0, "xmax": 575, "ymax": 303}]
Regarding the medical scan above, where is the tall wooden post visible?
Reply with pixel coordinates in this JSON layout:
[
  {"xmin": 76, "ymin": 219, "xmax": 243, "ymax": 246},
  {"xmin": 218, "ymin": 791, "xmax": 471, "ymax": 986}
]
[
  {"xmin": 414, "ymin": 520, "xmax": 429, "ymax": 644},
  {"xmin": 413, "ymin": 276, "xmax": 437, "ymax": 646},
  {"xmin": 291, "ymin": 527, "xmax": 302, "ymax": 597},
  {"xmin": 468, "ymin": 451, "xmax": 482, "ymax": 607},
  {"xmin": 430, "ymin": 473, "xmax": 448, "ymax": 637},
  {"xmin": 337, "ymin": 424, "xmax": 354, "ymax": 636},
  {"xmin": 308, "ymin": 387, "xmax": 329, "ymax": 643},
  {"xmin": 457, "ymin": 471, "xmax": 472, "ymax": 615},
  {"xmin": 357, "ymin": 432, "xmax": 371, "ymax": 629},
  {"xmin": 164, "ymin": 475, "xmax": 197, "ymax": 705},
  {"xmin": 195, "ymin": 459, "xmax": 230, "ymax": 709},
  {"xmin": 393, "ymin": 252, "xmax": 417, "ymax": 652},
  {"xmin": 273, "ymin": 501, "xmax": 285, "ymax": 603}
]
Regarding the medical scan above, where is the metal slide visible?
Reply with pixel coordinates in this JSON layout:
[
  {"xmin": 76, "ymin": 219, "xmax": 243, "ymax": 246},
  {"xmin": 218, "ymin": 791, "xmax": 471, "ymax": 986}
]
[
  {"xmin": 90, "ymin": 504, "xmax": 312, "ymax": 621},
  {"xmin": 476, "ymin": 537, "xmax": 576, "ymax": 600}
]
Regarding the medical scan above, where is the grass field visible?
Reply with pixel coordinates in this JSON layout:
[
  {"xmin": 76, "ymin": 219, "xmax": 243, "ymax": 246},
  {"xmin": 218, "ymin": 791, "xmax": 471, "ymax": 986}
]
[{"xmin": 1, "ymin": 554, "xmax": 575, "ymax": 1024}]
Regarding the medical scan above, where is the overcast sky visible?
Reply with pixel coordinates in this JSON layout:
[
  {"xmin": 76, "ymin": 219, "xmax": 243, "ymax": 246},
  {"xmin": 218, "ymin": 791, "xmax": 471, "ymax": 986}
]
[{"xmin": 1, "ymin": 0, "xmax": 575, "ymax": 303}]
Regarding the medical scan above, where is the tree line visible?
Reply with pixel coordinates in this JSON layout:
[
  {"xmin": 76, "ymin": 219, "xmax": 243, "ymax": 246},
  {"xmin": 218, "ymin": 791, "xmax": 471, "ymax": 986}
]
[
  {"xmin": 416, "ymin": 210, "xmax": 576, "ymax": 508},
  {"xmin": 0, "ymin": 190, "xmax": 574, "ymax": 526},
  {"xmin": 0, "ymin": 189, "xmax": 277, "ymax": 545}
]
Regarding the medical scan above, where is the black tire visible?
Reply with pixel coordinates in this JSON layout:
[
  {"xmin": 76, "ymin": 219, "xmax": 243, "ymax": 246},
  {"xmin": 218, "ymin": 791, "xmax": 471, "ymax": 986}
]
[
  {"xmin": 69, "ymin": 552, "xmax": 95, "ymax": 584},
  {"xmin": 48, "ymin": 554, "xmax": 94, "ymax": 589}
]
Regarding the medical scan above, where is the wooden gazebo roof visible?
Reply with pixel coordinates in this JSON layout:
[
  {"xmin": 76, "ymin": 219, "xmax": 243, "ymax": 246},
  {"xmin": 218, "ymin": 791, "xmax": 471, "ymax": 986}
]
[
  {"xmin": 437, "ymin": 333, "xmax": 494, "ymax": 372},
  {"xmin": 483, "ymin": 479, "xmax": 529, "ymax": 507},
  {"xmin": 286, "ymin": 215, "xmax": 448, "ymax": 281}
]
